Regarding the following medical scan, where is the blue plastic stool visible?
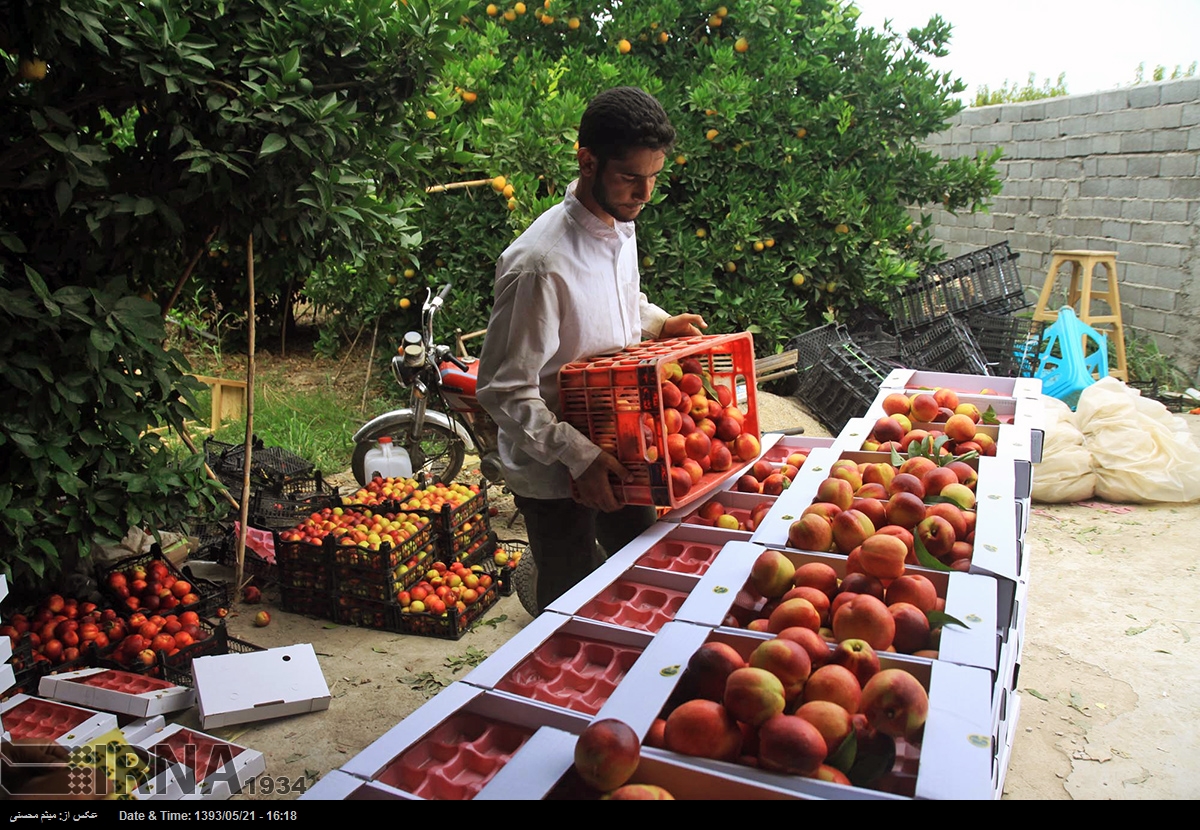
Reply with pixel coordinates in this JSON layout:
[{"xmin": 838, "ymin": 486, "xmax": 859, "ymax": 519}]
[{"xmin": 1035, "ymin": 307, "xmax": 1108, "ymax": 409}]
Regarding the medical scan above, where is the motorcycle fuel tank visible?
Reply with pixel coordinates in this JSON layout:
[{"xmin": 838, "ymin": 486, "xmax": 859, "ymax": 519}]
[{"xmin": 439, "ymin": 358, "xmax": 481, "ymax": 413}]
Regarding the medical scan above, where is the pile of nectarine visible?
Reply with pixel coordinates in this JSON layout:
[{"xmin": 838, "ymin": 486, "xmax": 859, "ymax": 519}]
[
  {"xmin": 684, "ymin": 497, "xmax": 775, "ymax": 532},
  {"xmin": 787, "ymin": 454, "xmax": 978, "ymax": 572},
  {"xmin": 727, "ymin": 553, "xmax": 948, "ymax": 657},
  {"xmin": 647, "ymin": 632, "xmax": 929, "ymax": 792},
  {"xmin": 729, "ymin": 449, "xmax": 807, "ymax": 496}
]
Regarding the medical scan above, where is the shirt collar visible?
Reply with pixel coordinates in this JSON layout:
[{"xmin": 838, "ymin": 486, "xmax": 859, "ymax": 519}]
[{"xmin": 565, "ymin": 179, "xmax": 636, "ymax": 240}]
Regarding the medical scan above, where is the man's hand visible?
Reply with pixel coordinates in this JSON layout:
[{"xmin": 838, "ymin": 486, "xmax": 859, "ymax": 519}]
[
  {"xmin": 661, "ymin": 313, "xmax": 708, "ymax": 338},
  {"xmin": 573, "ymin": 452, "xmax": 630, "ymax": 513}
]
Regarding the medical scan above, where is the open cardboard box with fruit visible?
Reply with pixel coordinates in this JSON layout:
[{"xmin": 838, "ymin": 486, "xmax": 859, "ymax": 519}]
[
  {"xmin": 877, "ymin": 369, "xmax": 1043, "ymax": 401},
  {"xmin": 750, "ymin": 447, "xmax": 1024, "ymax": 636},
  {"xmin": 673, "ymin": 541, "xmax": 1000, "ymax": 675},
  {"xmin": 582, "ymin": 621, "xmax": 995, "ymax": 800}
]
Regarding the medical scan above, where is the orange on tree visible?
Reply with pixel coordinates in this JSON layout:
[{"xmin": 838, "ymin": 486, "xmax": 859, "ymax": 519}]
[{"xmin": 618, "ymin": 38, "xmax": 632, "ymax": 54}]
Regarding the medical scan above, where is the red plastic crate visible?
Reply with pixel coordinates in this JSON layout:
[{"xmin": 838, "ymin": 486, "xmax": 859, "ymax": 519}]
[{"xmin": 558, "ymin": 333, "xmax": 759, "ymax": 509}]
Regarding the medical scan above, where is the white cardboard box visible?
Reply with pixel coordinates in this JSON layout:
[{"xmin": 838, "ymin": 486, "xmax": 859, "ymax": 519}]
[
  {"xmin": 608, "ymin": 622, "xmax": 996, "ymax": 800},
  {"xmin": 134, "ymin": 722, "xmax": 266, "ymax": 800},
  {"xmin": 300, "ymin": 768, "xmax": 410, "ymax": 800},
  {"xmin": 674, "ymin": 541, "xmax": 1000, "ymax": 675},
  {"xmin": 0, "ymin": 636, "xmax": 12, "ymax": 666},
  {"xmin": 192, "ymin": 643, "xmax": 331, "ymax": 729},
  {"xmin": 869, "ymin": 388, "xmax": 1045, "ymax": 463},
  {"xmin": 993, "ymin": 692, "xmax": 1021, "ymax": 799},
  {"xmin": 39, "ymin": 667, "xmax": 195, "ymax": 718},
  {"xmin": 835, "ymin": 413, "xmax": 1043, "ymax": 469},
  {"xmin": 717, "ymin": 434, "xmax": 838, "ymax": 490},
  {"xmin": 658, "ymin": 489, "xmax": 779, "ymax": 534},
  {"xmin": 878, "ymin": 369, "xmax": 1043, "ymax": 400},
  {"xmin": 609, "ymin": 520, "xmax": 742, "ymax": 580},
  {"xmin": 339, "ymin": 682, "xmax": 591, "ymax": 799},
  {"xmin": 0, "ymin": 574, "xmax": 7, "ymax": 610},
  {"xmin": 0, "ymin": 663, "xmax": 14, "ymax": 696},
  {"xmin": 0, "ymin": 693, "xmax": 119, "ymax": 749}
]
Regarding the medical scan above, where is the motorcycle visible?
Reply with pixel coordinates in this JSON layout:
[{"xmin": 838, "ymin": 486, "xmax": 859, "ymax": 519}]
[
  {"xmin": 350, "ymin": 282, "xmax": 540, "ymax": 615},
  {"xmin": 350, "ymin": 283, "xmax": 504, "ymax": 488}
]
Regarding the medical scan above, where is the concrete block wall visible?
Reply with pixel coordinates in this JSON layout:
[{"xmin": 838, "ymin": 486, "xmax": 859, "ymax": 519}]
[{"xmin": 914, "ymin": 77, "xmax": 1200, "ymax": 384}]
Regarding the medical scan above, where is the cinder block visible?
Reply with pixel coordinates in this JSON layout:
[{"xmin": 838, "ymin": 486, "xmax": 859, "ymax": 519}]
[
  {"xmin": 1170, "ymin": 177, "xmax": 1200, "ymax": 198},
  {"xmin": 1160, "ymin": 78, "xmax": 1200, "ymax": 105},
  {"xmin": 1130, "ymin": 221, "xmax": 1159, "ymax": 243},
  {"xmin": 1093, "ymin": 134, "xmax": 1122, "ymax": 154},
  {"xmin": 1152, "ymin": 131, "xmax": 1189, "ymax": 152},
  {"xmin": 1121, "ymin": 242, "xmax": 1149, "ymax": 264},
  {"xmin": 1036, "ymin": 120, "xmax": 1061, "ymax": 140},
  {"xmin": 1006, "ymin": 161, "xmax": 1033, "ymax": 179},
  {"xmin": 1097, "ymin": 90, "xmax": 1130, "ymax": 111},
  {"xmin": 1128, "ymin": 85, "xmax": 1162, "ymax": 108},
  {"xmin": 1068, "ymin": 95, "xmax": 1099, "ymax": 116},
  {"xmin": 1060, "ymin": 116, "xmax": 1089, "ymax": 137},
  {"xmin": 1092, "ymin": 197, "xmax": 1123, "ymax": 218},
  {"xmin": 1020, "ymin": 102, "xmax": 1047, "ymax": 122},
  {"xmin": 1122, "ymin": 200, "xmax": 1154, "ymax": 221},
  {"xmin": 1128, "ymin": 156, "xmax": 1162, "ymax": 177},
  {"xmin": 1100, "ymin": 219, "xmax": 1133, "ymax": 241},
  {"xmin": 1183, "ymin": 103, "xmax": 1200, "ymax": 127},
  {"xmin": 1097, "ymin": 156, "xmax": 1129, "ymax": 177},
  {"xmin": 1032, "ymin": 198, "xmax": 1061, "ymax": 215},
  {"xmin": 1120, "ymin": 132, "xmax": 1154, "ymax": 153},
  {"xmin": 1160, "ymin": 154, "xmax": 1198, "ymax": 177},
  {"xmin": 1147, "ymin": 265, "xmax": 1186, "ymax": 292},
  {"xmin": 1107, "ymin": 179, "xmax": 1139, "ymax": 198},
  {"xmin": 1162, "ymin": 223, "xmax": 1192, "ymax": 245},
  {"xmin": 1146, "ymin": 245, "xmax": 1185, "ymax": 267},
  {"xmin": 1087, "ymin": 112, "xmax": 1117, "ymax": 133},
  {"xmin": 1073, "ymin": 218, "xmax": 1102, "ymax": 237},
  {"xmin": 1065, "ymin": 136, "xmax": 1092, "ymax": 157},
  {"xmin": 1140, "ymin": 285, "xmax": 1178, "ymax": 311},
  {"xmin": 1044, "ymin": 98, "xmax": 1071, "ymax": 119},
  {"xmin": 1128, "ymin": 306, "xmax": 1167, "ymax": 331},
  {"xmin": 1137, "ymin": 178, "xmax": 1173, "ymax": 199},
  {"xmin": 1013, "ymin": 123, "xmax": 1037, "ymax": 141},
  {"xmin": 1113, "ymin": 109, "xmax": 1148, "ymax": 132},
  {"xmin": 1144, "ymin": 104, "xmax": 1184, "ymax": 129},
  {"xmin": 1150, "ymin": 200, "xmax": 1188, "ymax": 222}
]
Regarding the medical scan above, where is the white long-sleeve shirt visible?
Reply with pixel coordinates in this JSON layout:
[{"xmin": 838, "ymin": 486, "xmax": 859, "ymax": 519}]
[{"xmin": 476, "ymin": 180, "xmax": 671, "ymax": 499}]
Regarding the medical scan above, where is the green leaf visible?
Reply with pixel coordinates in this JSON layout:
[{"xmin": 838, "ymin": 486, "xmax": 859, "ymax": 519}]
[
  {"xmin": 826, "ymin": 728, "xmax": 857, "ymax": 774},
  {"xmin": 1025, "ymin": 688, "xmax": 1048, "ymax": 701},
  {"xmin": 927, "ymin": 609, "xmax": 970, "ymax": 630},
  {"xmin": 913, "ymin": 532, "xmax": 953, "ymax": 571},
  {"xmin": 55, "ymin": 180, "xmax": 73, "ymax": 215},
  {"xmin": 982, "ymin": 406, "xmax": 1000, "ymax": 425},
  {"xmin": 259, "ymin": 134, "xmax": 288, "ymax": 156},
  {"xmin": 889, "ymin": 445, "xmax": 904, "ymax": 467},
  {"xmin": 847, "ymin": 733, "xmax": 895, "ymax": 787},
  {"xmin": 90, "ymin": 328, "xmax": 116, "ymax": 352},
  {"xmin": 41, "ymin": 134, "xmax": 69, "ymax": 153},
  {"xmin": 133, "ymin": 198, "xmax": 155, "ymax": 216}
]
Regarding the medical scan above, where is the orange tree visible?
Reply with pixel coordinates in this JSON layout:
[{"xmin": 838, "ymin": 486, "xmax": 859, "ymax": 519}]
[
  {"xmin": 0, "ymin": 0, "xmax": 465, "ymax": 589},
  {"xmin": 389, "ymin": 0, "xmax": 1001, "ymax": 352}
]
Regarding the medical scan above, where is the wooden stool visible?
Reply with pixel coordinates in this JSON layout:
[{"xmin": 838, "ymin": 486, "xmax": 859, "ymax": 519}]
[{"xmin": 1031, "ymin": 250, "xmax": 1128, "ymax": 381}]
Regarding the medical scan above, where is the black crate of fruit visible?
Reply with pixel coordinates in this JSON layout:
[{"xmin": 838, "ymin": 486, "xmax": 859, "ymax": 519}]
[
  {"xmin": 330, "ymin": 594, "xmax": 400, "ymax": 630},
  {"xmin": 393, "ymin": 580, "xmax": 501, "ymax": 641},
  {"xmin": 488, "ymin": 539, "xmax": 528, "ymax": 597},
  {"xmin": 889, "ymin": 242, "xmax": 1028, "ymax": 331},
  {"xmin": 187, "ymin": 517, "xmax": 235, "ymax": 563},
  {"xmin": 278, "ymin": 583, "xmax": 334, "ymax": 619},
  {"xmin": 250, "ymin": 473, "xmax": 341, "ymax": 531},
  {"xmin": 900, "ymin": 316, "xmax": 992, "ymax": 376},
  {"xmin": 333, "ymin": 540, "xmax": 437, "ymax": 602},
  {"xmin": 273, "ymin": 534, "xmax": 331, "ymax": 591},
  {"xmin": 213, "ymin": 544, "xmax": 277, "ymax": 588},
  {"xmin": 452, "ymin": 530, "xmax": 498, "ymax": 571},
  {"xmin": 204, "ymin": 435, "xmax": 314, "ymax": 493},
  {"xmin": 965, "ymin": 311, "xmax": 1046, "ymax": 378},
  {"xmin": 97, "ymin": 546, "xmax": 229, "ymax": 622}
]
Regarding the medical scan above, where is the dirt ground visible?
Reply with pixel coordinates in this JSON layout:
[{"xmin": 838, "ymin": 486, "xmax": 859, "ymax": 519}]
[{"xmin": 195, "ymin": 389, "xmax": 1200, "ymax": 801}]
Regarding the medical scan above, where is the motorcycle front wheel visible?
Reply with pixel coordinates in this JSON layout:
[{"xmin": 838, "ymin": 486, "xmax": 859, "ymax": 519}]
[{"xmin": 352, "ymin": 421, "xmax": 467, "ymax": 487}]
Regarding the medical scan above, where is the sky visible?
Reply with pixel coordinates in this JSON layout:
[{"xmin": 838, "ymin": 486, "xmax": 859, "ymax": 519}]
[{"xmin": 848, "ymin": 1, "xmax": 1200, "ymax": 101}]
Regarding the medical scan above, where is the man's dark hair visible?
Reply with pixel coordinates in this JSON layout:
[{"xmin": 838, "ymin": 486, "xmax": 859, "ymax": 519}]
[{"xmin": 578, "ymin": 87, "xmax": 676, "ymax": 166}]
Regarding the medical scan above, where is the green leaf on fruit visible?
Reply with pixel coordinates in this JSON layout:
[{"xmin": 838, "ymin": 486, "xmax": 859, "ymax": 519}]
[
  {"xmin": 933, "ymin": 434, "xmax": 952, "ymax": 454},
  {"xmin": 913, "ymin": 533, "xmax": 953, "ymax": 571},
  {"xmin": 701, "ymin": 373, "xmax": 721, "ymax": 400},
  {"xmin": 827, "ymin": 729, "xmax": 857, "ymax": 773},
  {"xmin": 927, "ymin": 610, "xmax": 970, "ymax": 630},
  {"xmin": 847, "ymin": 734, "xmax": 896, "ymax": 787},
  {"xmin": 951, "ymin": 450, "xmax": 979, "ymax": 463},
  {"xmin": 1025, "ymin": 688, "xmax": 1048, "ymax": 701},
  {"xmin": 982, "ymin": 406, "xmax": 1000, "ymax": 425},
  {"xmin": 890, "ymin": 445, "xmax": 905, "ymax": 467}
]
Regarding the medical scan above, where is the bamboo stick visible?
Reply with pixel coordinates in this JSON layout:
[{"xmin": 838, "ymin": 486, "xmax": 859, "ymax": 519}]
[
  {"xmin": 424, "ymin": 178, "xmax": 491, "ymax": 194},
  {"xmin": 234, "ymin": 234, "xmax": 256, "ymax": 597},
  {"xmin": 361, "ymin": 317, "xmax": 380, "ymax": 414}
]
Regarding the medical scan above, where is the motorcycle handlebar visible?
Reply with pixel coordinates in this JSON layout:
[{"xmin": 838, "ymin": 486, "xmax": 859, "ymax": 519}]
[{"xmin": 431, "ymin": 282, "xmax": 453, "ymax": 308}]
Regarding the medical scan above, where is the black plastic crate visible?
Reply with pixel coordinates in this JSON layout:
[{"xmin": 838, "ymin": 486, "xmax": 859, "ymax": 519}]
[
  {"xmin": 187, "ymin": 518, "xmax": 236, "ymax": 564},
  {"xmin": 393, "ymin": 580, "xmax": 502, "ymax": 640},
  {"xmin": 900, "ymin": 316, "xmax": 992, "ymax": 376},
  {"xmin": 1129, "ymin": 381, "xmax": 1197, "ymax": 413},
  {"xmin": 159, "ymin": 626, "xmax": 264, "ymax": 688},
  {"xmin": 851, "ymin": 325, "xmax": 905, "ymax": 365},
  {"xmin": 250, "ymin": 472, "xmax": 341, "ymax": 531},
  {"xmin": 278, "ymin": 584, "xmax": 334, "ymax": 619},
  {"xmin": 204, "ymin": 435, "xmax": 314, "ymax": 494},
  {"xmin": 890, "ymin": 243, "xmax": 1028, "ymax": 331},
  {"xmin": 778, "ymin": 323, "xmax": 856, "ymax": 399},
  {"xmin": 334, "ymin": 539, "xmax": 437, "ymax": 601},
  {"xmin": 965, "ymin": 312, "xmax": 1045, "ymax": 378},
  {"xmin": 488, "ymin": 539, "xmax": 528, "ymax": 597},
  {"xmin": 795, "ymin": 346, "xmax": 884, "ymax": 434}
]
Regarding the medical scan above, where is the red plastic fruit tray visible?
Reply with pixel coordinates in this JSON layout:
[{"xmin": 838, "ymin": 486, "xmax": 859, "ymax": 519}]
[
  {"xmin": 574, "ymin": 579, "xmax": 689, "ymax": 634},
  {"xmin": 147, "ymin": 727, "xmax": 239, "ymax": 784},
  {"xmin": 559, "ymin": 333, "xmax": 758, "ymax": 509},
  {"xmin": 2, "ymin": 697, "xmax": 92, "ymax": 742},
  {"xmin": 634, "ymin": 537, "xmax": 725, "ymax": 577},
  {"xmin": 75, "ymin": 668, "xmax": 176, "ymax": 694},
  {"xmin": 494, "ymin": 633, "xmax": 643, "ymax": 716},
  {"xmin": 373, "ymin": 711, "xmax": 534, "ymax": 800}
]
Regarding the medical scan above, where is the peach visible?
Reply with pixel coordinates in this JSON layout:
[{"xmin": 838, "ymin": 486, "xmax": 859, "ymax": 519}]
[
  {"xmin": 757, "ymin": 714, "xmax": 828, "ymax": 776},
  {"xmin": 831, "ymin": 509, "xmax": 875, "ymax": 555},
  {"xmin": 787, "ymin": 515, "xmax": 833, "ymax": 552},
  {"xmin": 735, "ymin": 474, "xmax": 762, "ymax": 493},
  {"xmin": 777, "ymin": 626, "xmax": 831, "ymax": 670},
  {"xmin": 885, "ymin": 574, "xmax": 938, "ymax": 613},
  {"xmin": 681, "ymin": 458, "xmax": 704, "ymax": 485},
  {"xmin": 749, "ymin": 549, "xmax": 796, "ymax": 599},
  {"xmin": 828, "ymin": 638, "xmax": 881, "ymax": 687},
  {"xmin": 885, "ymin": 491, "xmax": 926, "ymax": 530},
  {"xmin": 604, "ymin": 784, "xmax": 675, "ymax": 800},
  {"xmin": 716, "ymin": 416, "xmax": 742, "ymax": 442},
  {"xmin": 669, "ymin": 466, "xmax": 692, "ymax": 499},
  {"xmin": 871, "ymin": 416, "xmax": 904, "ymax": 445},
  {"xmin": 709, "ymin": 444, "xmax": 734, "ymax": 472},
  {"xmin": 889, "ymin": 602, "xmax": 932, "ymax": 654},
  {"xmin": 685, "ymin": 431, "xmax": 712, "ymax": 461},
  {"xmin": 661, "ymin": 380, "xmax": 683, "ymax": 409},
  {"xmin": 761, "ymin": 473, "xmax": 789, "ymax": 496},
  {"xmin": 795, "ymin": 700, "xmax": 854, "ymax": 756},
  {"xmin": 733, "ymin": 433, "xmax": 761, "ymax": 462},
  {"xmin": 874, "ymin": 524, "xmax": 915, "ymax": 558},
  {"xmin": 783, "ymin": 586, "xmax": 831, "ymax": 625},
  {"xmin": 898, "ymin": 455, "xmax": 937, "ymax": 479},
  {"xmin": 881, "ymin": 393, "xmax": 911, "ymax": 416},
  {"xmin": 887, "ymin": 472, "xmax": 925, "ymax": 499},
  {"xmin": 679, "ymin": 372, "xmax": 703, "ymax": 395},
  {"xmin": 830, "ymin": 464, "xmax": 863, "ymax": 493},
  {"xmin": 851, "ymin": 497, "xmax": 887, "ymax": 531},
  {"xmin": 815, "ymin": 477, "xmax": 854, "ymax": 511},
  {"xmin": 698, "ymin": 500, "xmax": 726, "ymax": 522},
  {"xmin": 767, "ymin": 597, "xmax": 821, "ymax": 634},
  {"xmin": 724, "ymin": 667, "xmax": 787, "ymax": 727},
  {"xmin": 793, "ymin": 562, "xmax": 840, "ymax": 599},
  {"xmin": 921, "ymin": 466, "xmax": 958, "ymax": 497},
  {"xmin": 802, "ymin": 502, "xmax": 842, "ymax": 522},
  {"xmin": 748, "ymin": 638, "xmax": 812, "ymax": 701},
  {"xmin": 925, "ymin": 502, "xmax": 968, "ymax": 540},
  {"xmin": 933, "ymin": 387, "xmax": 959, "ymax": 411},
  {"xmin": 838, "ymin": 571, "xmax": 885, "ymax": 601},
  {"xmin": 802, "ymin": 664, "xmax": 862, "ymax": 714},
  {"xmin": 832, "ymin": 594, "xmax": 895, "ymax": 651},
  {"xmin": 811, "ymin": 764, "xmax": 852, "ymax": 785},
  {"xmin": 860, "ymin": 669, "xmax": 929, "ymax": 740},
  {"xmin": 954, "ymin": 402, "xmax": 981, "ymax": 422},
  {"xmin": 855, "ymin": 482, "xmax": 888, "ymax": 500},
  {"xmin": 667, "ymin": 433, "xmax": 687, "ymax": 464},
  {"xmin": 663, "ymin": 699, "xmax": 743, "ymax": 761},
  {"xmin": 940, "ymin": 482, "xmax": 976, "ymax": 510},
  {"xmin": 644, "ymin": 718, "xmax": 667, "ymax": 749},
  {"xmin": 687, "ymin": 641, "xmax": 746, "ymax": 702},
  {"xmin": 944, "ymin": 413, "xmax": 977, "ymax": 442},
  {"xmin": 916, "ymin": 515, "xmax": 956, "ymax": 558},
  {"xmin": 751, "ymin": 459, "xmax": 778, "ymax": 481},
  {"xmin": 974, "ymin": 432, "xmax": 997, "ymax": 456},
  {"xmin": 858, "ymin": 533, "xmax": 908, "ymax": 581},
  {"xmin": 573, "ymin": 718, "xmax": 641, "ymax": 792},
  {"xmin": 910, "ymin": 393, "xmax": 940, "ymax": 422}
]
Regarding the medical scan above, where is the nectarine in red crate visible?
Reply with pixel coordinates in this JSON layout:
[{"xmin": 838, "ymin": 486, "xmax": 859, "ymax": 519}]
[{"xmin": 558, "ymin": 333, "xmax": 759, "ymax": 509}]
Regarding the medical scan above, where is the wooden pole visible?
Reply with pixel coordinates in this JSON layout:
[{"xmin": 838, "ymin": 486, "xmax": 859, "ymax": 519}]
[
  {"xmin": 280, "ymin": 275, "xmax": 294, "ymax": 358},
  {"xmin": 234, "ymin": 233, "xmax": 256, "ymax": 597},
  {"xmin": 178, "ymin": 426, "xmax": 240, "ymax": 512},
  {"xmin": 333, "ymin": 320, "xmax": 368, "ymax": 383},
  {"xmin": 360, "ymin": 316, "xmax": 380, "ymax": 414},
  {"xmin": 424, "ymin": 178, "xmax": 491, "ymax": 194},
  {"xmin": 161, "ymin": 226, "xmax": 219, "ymax": 320}
]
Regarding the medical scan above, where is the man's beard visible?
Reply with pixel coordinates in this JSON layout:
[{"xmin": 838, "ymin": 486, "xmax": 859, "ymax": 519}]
[{"xmin": 592, "ymin": 178, "xmax": 643, "ymax": 224}]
